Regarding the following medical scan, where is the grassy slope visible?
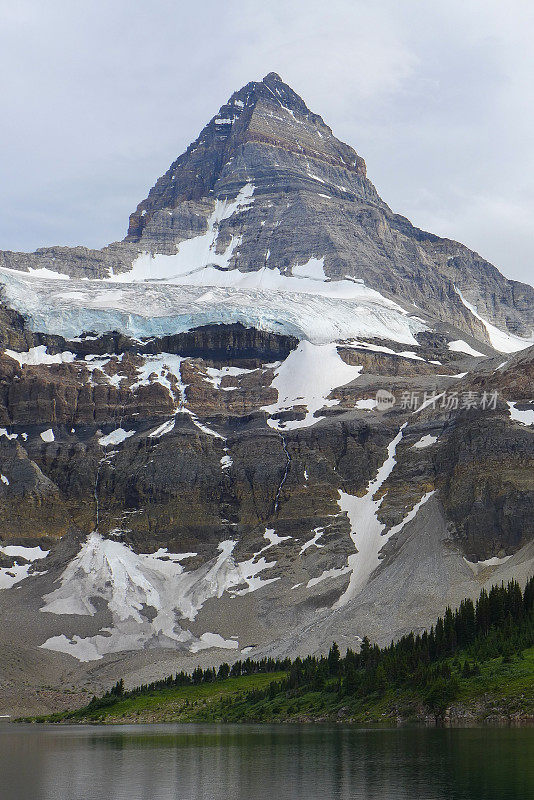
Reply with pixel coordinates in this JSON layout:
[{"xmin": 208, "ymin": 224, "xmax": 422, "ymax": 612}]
[
  {"xmin": 208, "ymin": 648, "xmax": 534, "ymax": 725},
  {"xmin": 24, "ymin": 648, "xmax": 534, "ymax": 725},
  {"xmin": 25, "ymin": 673, "xmax": 287, "ymax": 724}
]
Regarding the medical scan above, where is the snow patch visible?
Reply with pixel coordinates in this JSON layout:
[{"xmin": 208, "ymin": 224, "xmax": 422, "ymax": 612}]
[
  {"xmin": 5, "ymin": 346, "xmax": 75, "ymax": 366},
  {"xmin": 412, "ymin": 434, "xmax": 438, "ymax": 449},
  {"xmin": 455, "ymin": 289, "xmax": 534, "ymax": 353},
  {"xmin": 330, "ymin": 424, "xmax": 435, "ymax": 607},
  {"xmin": 39, "ymin": 532, "xmax": 282, "ymax": 661},
  {"xmin": 262, "ymin": 342, "xmax": 362, "ymax": 429},
  {"xmin": 448, "ymin": 340, "xmax": 485, "ymax": 358},
  {"xmin": 98, "ymin": 428, "xmax": 135, "ymax": 447},
  {"xmin": 354, "ymin": 398, "xmax": 378, "ymax": 411},
  {"xmin": 300, "ymin": 528, "xmax": 325, "ymax": 554},
  {"xmin": 1, "ymin": 544, "xmax": 49, "ymax": 560},
  {"xmin": 0, "ymin": 545, "xmax": 49, "ymax": 590},
  {"xmin": 507, "ymin": 402, "xmax": 534, "ymax": 426},
  {"xmin": 464, "ymin": 555, "xmax": 511, "ymax": 575},
  {"xmin": 27, "ymin": 267, "xmax": 69, "ymax": 280}
]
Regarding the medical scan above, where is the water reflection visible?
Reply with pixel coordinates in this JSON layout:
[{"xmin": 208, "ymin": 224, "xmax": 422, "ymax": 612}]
[{"xmin": 0, "ymin": 724, "xmax": 532, "ymax": 800}]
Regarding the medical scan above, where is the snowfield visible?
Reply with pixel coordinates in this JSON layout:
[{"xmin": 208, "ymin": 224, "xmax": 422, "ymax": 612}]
[
  {"xmin": 262, "ymin": 341, "xmax": 363, "ymax": 429},
  {"xmin": 39, "ymin": 529, "xmax": 287, "ymax": 661},
  {"xmin": 507, "ymin": 401, "xmax": 534, "ymax": 426},
  {"xmin": 447, "ymin": 340, "xmax": 485, "ymax": 358},
  {"xmin": 0, "ymin": 545, "xmax": 49, "ymax": 590}
]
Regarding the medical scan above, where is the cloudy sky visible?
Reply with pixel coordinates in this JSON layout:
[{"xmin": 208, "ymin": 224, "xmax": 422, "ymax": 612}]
[{"xmin": 1, "ymin": 0, "xmax": 532, "ymax": 284}]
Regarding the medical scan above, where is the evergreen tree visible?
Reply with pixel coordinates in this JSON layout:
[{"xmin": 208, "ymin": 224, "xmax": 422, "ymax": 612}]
[{"xmin": 327, "ymin": 642, "xmax": 341, "ymax": 676}]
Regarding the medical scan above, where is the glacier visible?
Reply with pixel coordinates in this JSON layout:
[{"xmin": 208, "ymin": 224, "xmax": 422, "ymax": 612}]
[
  {"xmin": 0, "ymin": 181, "xmax": 428, "ymax": 345},
  {"xmin": 0, "ymin": 266, "xmax": 426, "ymax": 346}
]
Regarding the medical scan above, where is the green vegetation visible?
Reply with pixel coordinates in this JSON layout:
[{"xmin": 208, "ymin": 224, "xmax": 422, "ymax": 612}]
[{"xmin": 23, "ymin": 577, "xmax": 534, "ymax": 725}]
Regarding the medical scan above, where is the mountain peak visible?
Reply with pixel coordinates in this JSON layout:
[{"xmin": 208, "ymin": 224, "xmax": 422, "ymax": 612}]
[
  {"xmin": 126, "ymin": 73, "xmax": 369, "ymax": 240},
  {"xmin": 262, "ymin": 71, "xmax": 284, "ymax": 84},
  {"xmin": 224, "ymin": 71, "xmax": 312, "ymax": 120},
  {"xmin": 116, "ymin": 77, "xmax": 531, "ymax": 342}
]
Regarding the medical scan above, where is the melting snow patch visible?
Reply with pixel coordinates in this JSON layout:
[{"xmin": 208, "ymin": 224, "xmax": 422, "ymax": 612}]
[
  {"xmin": 262, "ymin": 341, "xmax": 362, "ymax": 429},
  {"xmin": 259, "ymin": 528, "xmax": 291, "ymax": 552},
  {"xmin": 300, "ymin": 528, "xmax": 325, "ymax": 554},
  {"xmin": 455, "ymin": 289, "xmax": 534, "ymax": 353},
  {"xmin": 412, "ymin": 434, "xmax": 438, "ymax": 449},
  {"xmin": 0, "ymin": 545, "xmax": 49, "ymax": 589},
  {"xmin": 448, "ymin": 340, "xmax": 485, "ymax": 358},
  {"xmin": 354, "ymin": 398, "xmax": 378, "ymax": 411},
  {"xmin": 99, "ymin": 428, "xmax": 134, "ymax": 447},
  {"xmin": 341, "ymin": 340, "xmax": 425, "ymax": 360},
  {"xmin": 307, "ymin": 565, "xmax": 351, "ymax": 589},
  {"xmin": 464, "ymin": 555, "xmax": 511, "ymax": 575},
  {"xmin": 507, "ymin": 402, "xmax": 534, "ymax": 426},
  {"xmin": 5, "ymin": 346, "xmax": 75, "ymax": 366},
  {"xmin": 204, "ymin": 365, "xmax": 253, "ymax": 390},
  {"xmin": 39, "ymin": 533, "xmax": 282, "ymax": 660},
  {"xmin": 220, "ymin": 452, "xmax": 233, "ymax": 469},
  {"xmin": 413, "ymin": 393, "xmax": 445, "ymax": 414},
  {"xmin": 27, "ymin": 267, "xmax": 70, "ymax": 280},
  {"xmin": 0, "ymin": 429, "xmax": 17, "ymax": 440},
  {"xmin": 130, "ymin": 354, "xmax": 185, "ymax": 400},
  {"xmin": 114, "ymin": 183, "xmax": 255, "ymax": 282},
  {"xmin": 149, "ymin": 419, "xmax": 176, "ymax": 438},
  {"xmin": 40, "ymin": 429, "xmax": 55, "ymax": 443},
  {"xmin": 189, "ymin": 632, "xmax": 239, "ymax": 653},
  {"xmin": 1, "ymin": 544, "xmax": 49, "ymax": 560},
  {"xmin": 1, "ymin": 475, "xmax": 9, "ymax": 485},
  {"xmin": 142, "ymin": 548, "xmax": 197, "ymax": 562},
  {"xmin": 191, "ymin": 418, "xmax": 225, "ymax": 439},
  {"xmin": 329, "ymin": 425, "xmax": 435, "ymax": 607}
]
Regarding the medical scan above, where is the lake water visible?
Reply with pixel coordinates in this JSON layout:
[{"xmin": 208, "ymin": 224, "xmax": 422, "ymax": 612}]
[{"xmin": 0, "ymin": 723, "xmax": 532, "ymax": 800}]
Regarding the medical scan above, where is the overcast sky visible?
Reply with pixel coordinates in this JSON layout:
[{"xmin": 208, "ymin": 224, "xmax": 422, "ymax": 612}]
[{"xmin": 1, "ymin": 0, "xmax": 533, "ymax": 285}]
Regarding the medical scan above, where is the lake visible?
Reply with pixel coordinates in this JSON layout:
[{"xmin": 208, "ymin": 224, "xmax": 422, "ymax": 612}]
[{"xmin": 1, "ymin": 723, "xmax": 533, "ymax": 799}]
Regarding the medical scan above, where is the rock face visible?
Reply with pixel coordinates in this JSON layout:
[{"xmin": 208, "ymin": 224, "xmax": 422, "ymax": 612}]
[{"xmin": 0, "ymin": 73, "xmax": 532, "ymax": 716}]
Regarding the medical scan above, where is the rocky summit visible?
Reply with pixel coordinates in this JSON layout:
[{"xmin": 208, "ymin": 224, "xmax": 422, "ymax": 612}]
[{"xmin": 0, "ymin": 73, "xmax": 532, "ymax": 717}]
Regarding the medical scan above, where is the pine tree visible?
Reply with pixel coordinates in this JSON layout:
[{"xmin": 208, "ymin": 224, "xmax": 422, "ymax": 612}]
[{"xmin": 327, "ymin": 642, "xmax": 341, "ymax": 676}]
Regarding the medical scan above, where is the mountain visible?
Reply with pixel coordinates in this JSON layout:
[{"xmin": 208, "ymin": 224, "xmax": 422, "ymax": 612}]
[{"xmin": 0, "ymin": 73, "xmax": 532, "ymax": 717}]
